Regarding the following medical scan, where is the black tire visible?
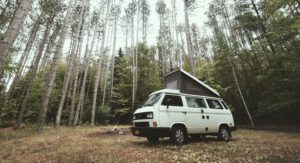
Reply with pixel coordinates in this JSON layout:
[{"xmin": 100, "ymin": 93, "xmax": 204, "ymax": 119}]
[
  {"xmin": 171, "ymin": 126, "xmax": 187, "ymax": 145},
  {"xmin": 218, "ymin": 126, "xmax": 231, "ymax": 142},
  {"xmin": 147, "ymin": 137, "xmax": 159, "ymax": 143}
]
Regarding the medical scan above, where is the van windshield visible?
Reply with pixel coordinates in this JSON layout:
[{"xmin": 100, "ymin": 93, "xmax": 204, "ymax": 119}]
[{"xmin": 143, "ymin": 93, "xmax": 162, "ymax": 107}]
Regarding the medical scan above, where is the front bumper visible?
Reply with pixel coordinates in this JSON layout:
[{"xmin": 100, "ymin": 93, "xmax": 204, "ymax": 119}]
[{"xmin": 130, "ymin": 127, "xmax": 170, "ymax": 138}]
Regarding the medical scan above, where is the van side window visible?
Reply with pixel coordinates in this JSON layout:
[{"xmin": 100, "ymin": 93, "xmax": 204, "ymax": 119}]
[
  {"xmin": 221, "ymin": 101, "xmax": 229, "ymax": 110},
  {"xmin": 186, "ymin": 97, "xmax": 206, "ymax": 108},
  {"xmin": 206, "ymin": 99, "xmax": 223, "ymax": 109},
  {"xmin": 161, "ymin": 95, "xmax": 183, "ymax": 107}
]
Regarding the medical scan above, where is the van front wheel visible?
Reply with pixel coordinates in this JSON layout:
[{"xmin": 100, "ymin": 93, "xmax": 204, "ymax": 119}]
[
  {"xmin": 171, "ymin": 126, "xmax": 187, "ymax": 145},
  {"xmin": 218, "ymin": 126, "xmax": 231, "ymax": 142}
]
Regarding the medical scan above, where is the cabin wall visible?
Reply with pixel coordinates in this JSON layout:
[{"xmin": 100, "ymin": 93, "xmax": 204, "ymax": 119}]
[
  {"xmin": 164, "ymin": 71, "xmax": 182, "ymax": 89},
  {"xmin": 164, "ymin": 70, "xmax": 219, "ymax": 97},
  {"xmin": 181, "ymin": 74, "xmax": 217, "ymax": 97}
]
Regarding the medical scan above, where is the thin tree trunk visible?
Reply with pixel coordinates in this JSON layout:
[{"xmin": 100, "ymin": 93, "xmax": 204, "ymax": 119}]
[
  {"xmin": 183, "ymin": 0, "xmax": 195, "ymax": 75},
  {"xmin": 0, "ymin": 0, "xmax": 34, "ymax": 75},
  {"xmin": 131, "ymin": 12, "xmax": 136, "ymax": 109},
  {"xmin": 91, "ymin": 1, "xmax": 110, "ymax": 126},
  {"xmin": 101, "ymin": 56, "xmax": 109, "ymax": 107},
  {"xmin": 6, "ymin": 19, "xmax": 41, "ymax": 100},
  {"xmin": 39, "ymin": 24, "xmax": 59, "ymax": 72},
  {"xmin": 37, "ymin": 0, "xmax": 76, "ymax": 131},
  {"xmin": 74, "ymin": 20, "xmax": 96, "ymax": 126},
  {"xmin": 56, "ymin": 3, "xmax": 84, "ymax": 127},
  {"xmin": 108, "ymin": 13, "xmax": 119, "ymax": 105},
  {"xmin": 68, "ymin": 5, "xmax": 86, "ymax": 126},
  {"xmin": 250, "ymin": 0, "xmax": 275, "ymax": 54},
  {"xmin": 14, "ymin": 22, "xmax": 52, "ymax": 129},
  {"xmin": 230, "ymin": 61, "xmax": 255, "ymax": 128},
  {"xmin": 134, "ymin": 0, "xmax": 140, "ymax": 108},
  {"xmin": 69, "ymin": 38, "xmax": 82, "ymax": 126}
]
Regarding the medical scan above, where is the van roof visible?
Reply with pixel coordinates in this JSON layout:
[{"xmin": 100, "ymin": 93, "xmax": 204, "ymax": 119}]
[{"xmin": 150, "ymin": 89, "xmax": 180, "ymax": 96}]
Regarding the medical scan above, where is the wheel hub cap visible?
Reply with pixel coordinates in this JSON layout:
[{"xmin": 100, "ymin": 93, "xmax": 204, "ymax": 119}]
[{"xmin": 175, "ymin": 129, "xmax": 184, "ymax": 143}]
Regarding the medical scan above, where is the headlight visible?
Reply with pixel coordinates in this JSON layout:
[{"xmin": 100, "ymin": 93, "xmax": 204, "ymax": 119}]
[{"xmin": 146, "ymin": 112, "xmax": 153, "ymax": 119}]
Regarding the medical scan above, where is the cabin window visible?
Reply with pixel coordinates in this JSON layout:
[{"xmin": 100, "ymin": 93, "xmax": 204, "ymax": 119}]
[
  {"xmin": 161, "ymin": 95, "xmax": 183, "ymax": 107},
  {"xmin": 186, "ymin": 97, "xmax": 206, "ymax": 108},
  {"xmin": 206, "ymin": 99, "xmax": 224, "ymax": 109},
  {"xmin": 221, "ymin": 101, "xmax": 229, "ymax": 110}
]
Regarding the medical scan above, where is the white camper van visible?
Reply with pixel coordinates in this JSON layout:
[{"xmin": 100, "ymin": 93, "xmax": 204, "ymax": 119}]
[
  {"xmin": 130, "ymin": 69, "xmax": 236, "ymax": 144},
  {"xmin": 130, "ymin": 89, "xmax": 236, "ymax": 144}
]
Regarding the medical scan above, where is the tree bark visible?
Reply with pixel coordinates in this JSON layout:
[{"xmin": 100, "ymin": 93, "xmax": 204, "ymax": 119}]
[
  {"xmin": 6, "ymin": 19, "xmax": 41, "ymax": 100},
  {"xmin": 14, "ymin": 21, "xmax": 52, "ymax": 129},
  {"xmin": 0, "ymin": 0, "xmax": 34, "ymax": 75},
  {"xmin": 183, "ymin": 0, "xmax": 195, "ymax": 75},
  {"xmin": 250, "ymin": 0, "xmax": 276, "ymax": 54},
  {"xmin": 91, "ymin": 1, "xmax": 110, "ymax": 126},
  {"xmin": 37, "ymin": 0, "xmax": 76, "ymax": 131},
  {"xmin": 56, "ymin": 3, "xmax": 84, "ymax": 127},
  {"xmin": 108, "ymin": 11, "xmax": 119, "ymax": 105}
]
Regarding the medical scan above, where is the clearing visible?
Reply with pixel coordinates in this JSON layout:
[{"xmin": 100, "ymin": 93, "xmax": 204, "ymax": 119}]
[{"xmin": 0, "ymin": 126, "xmax": 300, "ymax": 162}]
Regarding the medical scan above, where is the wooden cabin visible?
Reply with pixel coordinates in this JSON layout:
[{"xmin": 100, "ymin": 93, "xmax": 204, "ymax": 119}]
[{"xmin": 164, "ymin": 69, "xmax": 220, "ymax": 97}]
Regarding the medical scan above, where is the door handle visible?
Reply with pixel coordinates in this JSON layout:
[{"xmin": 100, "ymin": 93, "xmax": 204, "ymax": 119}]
[{"xmin": 182, "ymin": 112, "xmax": 187, "ymax": 114}]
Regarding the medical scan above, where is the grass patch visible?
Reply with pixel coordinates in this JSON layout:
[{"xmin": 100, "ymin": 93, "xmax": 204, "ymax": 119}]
[{"xmin": 0, "ymin": 126, "xmax": 299, "ymax": 162}]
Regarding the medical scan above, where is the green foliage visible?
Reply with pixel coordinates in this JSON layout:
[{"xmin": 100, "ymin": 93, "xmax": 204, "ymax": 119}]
[
  {"xmin": 112, "ymin": 45, "xmax": 162, "ymax": 123},
  {"xmin": 208, "ymin": 0, "xmax": 300, "ymax": 125}
]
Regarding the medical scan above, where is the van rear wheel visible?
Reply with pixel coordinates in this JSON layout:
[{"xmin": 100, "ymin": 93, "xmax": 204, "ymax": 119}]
[
  {"xmin": 218, "ymin": 126, "xmax": 231, "ymax": 142},
  {"xmin": 147, "ymin": 137, "xmax": 159, "ymax": 143},
  {"xmin": 171, "ymin": 126, "xmax": 187, "ymax": 145}
]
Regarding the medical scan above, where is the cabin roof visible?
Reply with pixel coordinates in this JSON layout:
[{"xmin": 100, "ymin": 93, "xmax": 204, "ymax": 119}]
[{"xmin": 165, "ymin": 68, "xmax": 220, "ymax": 97}]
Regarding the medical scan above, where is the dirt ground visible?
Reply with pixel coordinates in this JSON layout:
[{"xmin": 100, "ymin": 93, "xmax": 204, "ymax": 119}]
[{"xmin": 0, "ymin": 126, "xmax": 300, "ymax": 163}]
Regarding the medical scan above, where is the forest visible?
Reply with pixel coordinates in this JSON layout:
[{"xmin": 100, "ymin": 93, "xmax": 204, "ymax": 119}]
[{"xmin": 0, "ymin": 0, "xmax": 299, "ymax": 131}]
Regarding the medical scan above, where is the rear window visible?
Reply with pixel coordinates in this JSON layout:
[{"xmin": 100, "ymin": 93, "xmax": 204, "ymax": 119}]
[
  {"xmin": 206, "ymin": 99, "xmax": 224, "ymax": 109},
  {"xmin": 161, "ymin": 95, "xmax": 183, "ymax": 107},
  {"xmin": 186, "ymin": 97, "xmax": 207, "ymax": 108}
]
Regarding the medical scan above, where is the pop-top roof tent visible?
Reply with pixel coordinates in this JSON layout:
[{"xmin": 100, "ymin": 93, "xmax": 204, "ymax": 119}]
[{"xmin": 164, "ymin": 68, "xmax": 220, "ymax": 97}]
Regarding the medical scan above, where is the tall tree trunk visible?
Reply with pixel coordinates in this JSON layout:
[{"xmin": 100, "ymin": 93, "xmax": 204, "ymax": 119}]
[
  {"xmin": 14, "ymin": 22, "xmax": 52, "ymax": 129},
  {"xmin": 250, "ymin": 0, "xmax": 275, "ymax": 54},
  {"xmin": 101, "ymin": 56, "xmax": 109, "ymax": 107},
  {"xmin": 0, "ymin": 0, "xmax": 34, "ymax": 75},
  {"xmin": 56, "ymin": 4, "xmax": 84, "ymax": 127},
  {"xmin": 6, "ymin": 19, "xmax": 41, "ymax": 100},
  {"xmin": 91, "ymin": 1, "xmax": 110, "ymax": 126},
  {"xmin": 172, "ymin": 0, "xmax": 180, "ymax": 67},
  {"xmin": 74, "ymin": 19, "xmax": 97, "ymax": 126},
  {"xmin": 131, "ymin": 8, "xmax": 136, "ymax": 109},
  {"xmin": 39, "ymin": 24, "xmax": 59, "ymax": 72},
  {"xmin": 134, "ymin": 0, "xmax": 140, "ymax": 108},
  {"xmin": 108, "ymin": 12, "xmax": 119, "ymax": 105},
  {"xmin": 68, "ymin": 5, "xmax": 86, "ymax": 126},
  {"xmin": 229, "ymin": 60, "xmax": 255, "ymax": 128},
  {"xmin": 37, "ymin": 0, "xmax": 76, "ymax": 131},
  {"xmin": 68, "ymin": 39, "xmax": 82, "ymax": 126},
  {"xmin": 183, "ymin": 0, "xmax": 195, "ymax": 75}
]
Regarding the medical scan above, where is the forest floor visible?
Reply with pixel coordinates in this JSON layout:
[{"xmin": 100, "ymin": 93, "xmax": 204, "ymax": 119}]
[{"xmin": 0, "ymin": 126, "xmax": 300, "ymax": 163}]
